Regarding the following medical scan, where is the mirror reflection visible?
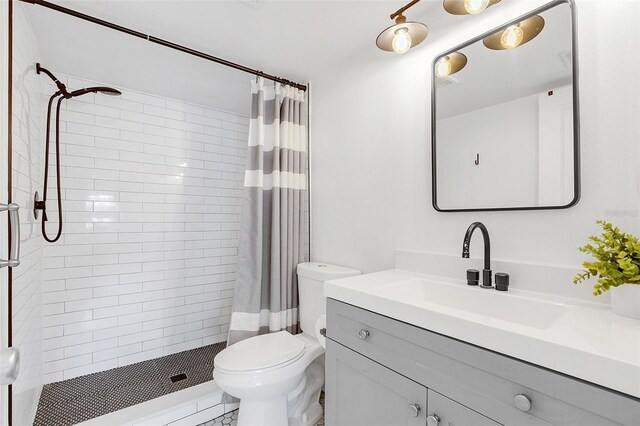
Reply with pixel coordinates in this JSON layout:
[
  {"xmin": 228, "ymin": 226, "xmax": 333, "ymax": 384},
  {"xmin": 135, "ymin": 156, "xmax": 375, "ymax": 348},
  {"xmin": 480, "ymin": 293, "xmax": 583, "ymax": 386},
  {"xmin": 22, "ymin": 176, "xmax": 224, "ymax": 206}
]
[{"xmin": 432, "ymin": 2, "xmax": 578, "ymax": 211}]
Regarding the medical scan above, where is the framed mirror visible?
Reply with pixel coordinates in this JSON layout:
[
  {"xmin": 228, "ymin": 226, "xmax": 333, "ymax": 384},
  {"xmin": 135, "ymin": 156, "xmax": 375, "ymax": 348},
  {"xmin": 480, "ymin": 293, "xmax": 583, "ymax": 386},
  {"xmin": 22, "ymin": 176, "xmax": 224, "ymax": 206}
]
[{"xmin": 431, "ymin": 0, "xmax": 579, "ymax": 212}]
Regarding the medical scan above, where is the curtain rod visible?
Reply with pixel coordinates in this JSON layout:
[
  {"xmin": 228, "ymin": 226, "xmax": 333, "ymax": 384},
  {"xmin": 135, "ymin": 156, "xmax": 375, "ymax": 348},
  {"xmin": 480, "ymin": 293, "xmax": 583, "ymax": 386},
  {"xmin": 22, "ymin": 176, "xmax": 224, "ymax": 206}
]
[{"xmin": 20, "ymin": 0, "xmax": 308, "ymax": 92}]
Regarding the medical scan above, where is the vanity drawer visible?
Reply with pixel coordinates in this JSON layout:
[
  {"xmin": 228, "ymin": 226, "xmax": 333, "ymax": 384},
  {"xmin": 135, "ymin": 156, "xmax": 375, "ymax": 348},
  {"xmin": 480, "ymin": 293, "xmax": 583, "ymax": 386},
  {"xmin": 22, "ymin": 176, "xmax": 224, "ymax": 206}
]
[{"xmin": 326, "ymin": 298, "xmax": 640, "ymax": 426}]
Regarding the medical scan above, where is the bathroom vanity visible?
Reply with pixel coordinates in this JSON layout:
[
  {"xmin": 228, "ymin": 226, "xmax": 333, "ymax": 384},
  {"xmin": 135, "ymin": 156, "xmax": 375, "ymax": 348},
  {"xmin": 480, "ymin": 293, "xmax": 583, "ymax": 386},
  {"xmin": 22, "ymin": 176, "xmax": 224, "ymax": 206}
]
[{"xmin": 323, "ymin": 268, "xmax": 640, "ymax": 426}]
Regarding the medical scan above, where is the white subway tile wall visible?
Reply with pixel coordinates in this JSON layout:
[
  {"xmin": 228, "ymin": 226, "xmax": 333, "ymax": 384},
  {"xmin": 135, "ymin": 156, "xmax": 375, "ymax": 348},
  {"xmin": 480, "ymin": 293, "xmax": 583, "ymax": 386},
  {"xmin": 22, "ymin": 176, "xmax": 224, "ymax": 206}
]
[
  {"xmin": 11, "ymin": 3, "xmax": 47, "ymax": 424},
  {"xmin": 41, "ymin": 74, "xmax": 252, "ymax": 383}
]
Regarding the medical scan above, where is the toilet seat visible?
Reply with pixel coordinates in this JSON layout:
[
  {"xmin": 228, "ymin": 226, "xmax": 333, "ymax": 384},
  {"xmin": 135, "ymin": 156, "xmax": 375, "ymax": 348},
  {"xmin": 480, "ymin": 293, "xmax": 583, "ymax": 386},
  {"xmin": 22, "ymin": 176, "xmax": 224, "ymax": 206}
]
[{"xmin": 215, "ymin": 331, "xmax": 306, "ymax": 374}]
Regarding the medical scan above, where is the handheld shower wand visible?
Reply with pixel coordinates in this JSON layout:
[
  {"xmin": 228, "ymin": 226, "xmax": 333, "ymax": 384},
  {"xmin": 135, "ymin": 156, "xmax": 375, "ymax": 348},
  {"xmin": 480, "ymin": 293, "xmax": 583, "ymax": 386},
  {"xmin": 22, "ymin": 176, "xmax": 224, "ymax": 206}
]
[{"xmin": 34, "ymin": 63, "xmax": 121, "ymax": 243}]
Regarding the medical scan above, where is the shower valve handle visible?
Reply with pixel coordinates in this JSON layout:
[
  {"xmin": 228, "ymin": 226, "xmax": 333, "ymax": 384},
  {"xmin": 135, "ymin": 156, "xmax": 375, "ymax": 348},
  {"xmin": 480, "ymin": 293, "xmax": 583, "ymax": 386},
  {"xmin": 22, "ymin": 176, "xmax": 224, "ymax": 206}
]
[{"xmin": 34, "ymin": 191, "xmax": 47, "ymax": 221}]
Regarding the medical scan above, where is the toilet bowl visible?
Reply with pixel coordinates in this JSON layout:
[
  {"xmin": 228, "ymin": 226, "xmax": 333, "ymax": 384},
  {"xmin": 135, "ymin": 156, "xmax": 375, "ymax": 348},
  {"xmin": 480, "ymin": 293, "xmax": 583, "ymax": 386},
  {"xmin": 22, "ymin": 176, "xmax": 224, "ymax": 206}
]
[{"xmin": 214, "ymin": 262, "xmax": 360, "ymax": 426}]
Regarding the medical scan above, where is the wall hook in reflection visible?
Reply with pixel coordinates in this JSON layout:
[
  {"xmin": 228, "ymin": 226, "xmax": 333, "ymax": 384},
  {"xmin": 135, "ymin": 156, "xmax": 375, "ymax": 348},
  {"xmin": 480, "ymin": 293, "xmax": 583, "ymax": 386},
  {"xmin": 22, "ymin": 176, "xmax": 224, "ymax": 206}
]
[{"xmin": 475, "ymin": 154, "xmax": 480, "ymax": 166}]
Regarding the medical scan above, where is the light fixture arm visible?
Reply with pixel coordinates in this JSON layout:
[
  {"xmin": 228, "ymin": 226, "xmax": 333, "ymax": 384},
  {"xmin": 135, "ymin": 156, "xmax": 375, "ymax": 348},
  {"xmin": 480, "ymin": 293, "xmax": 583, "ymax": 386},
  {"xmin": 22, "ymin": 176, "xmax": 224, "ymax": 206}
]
[
  {"xmin": 390, "ymin": 0, "xmax": 422, "ymax": 20},
  {"xmin": 377, "ymin": 0, "xmax": 429, "ymax": 53}
]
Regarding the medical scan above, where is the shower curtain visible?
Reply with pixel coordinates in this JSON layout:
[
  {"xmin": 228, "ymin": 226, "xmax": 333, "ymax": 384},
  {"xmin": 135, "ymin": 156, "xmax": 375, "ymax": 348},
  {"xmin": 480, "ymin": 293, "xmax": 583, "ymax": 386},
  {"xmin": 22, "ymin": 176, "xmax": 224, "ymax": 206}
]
[{"xmin": 227, "ymin": 78, "xmax": 307, "ymax": 346}]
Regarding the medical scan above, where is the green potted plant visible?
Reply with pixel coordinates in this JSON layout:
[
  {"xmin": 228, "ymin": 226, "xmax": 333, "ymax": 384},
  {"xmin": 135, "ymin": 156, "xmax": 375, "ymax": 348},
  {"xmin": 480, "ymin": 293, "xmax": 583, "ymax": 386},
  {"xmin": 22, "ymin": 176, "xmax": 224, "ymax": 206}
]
[{"xmin": 574, "ymin": 220, "xmax": 640, "ymax": 319}]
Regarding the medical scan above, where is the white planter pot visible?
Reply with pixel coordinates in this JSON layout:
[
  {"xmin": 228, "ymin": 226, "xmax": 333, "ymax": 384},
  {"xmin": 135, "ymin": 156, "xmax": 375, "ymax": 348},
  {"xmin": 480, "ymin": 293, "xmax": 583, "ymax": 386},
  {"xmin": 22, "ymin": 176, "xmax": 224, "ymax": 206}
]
[{"xmin": 610, "ymin": 284, "xmax": 640, "ymax": 320}]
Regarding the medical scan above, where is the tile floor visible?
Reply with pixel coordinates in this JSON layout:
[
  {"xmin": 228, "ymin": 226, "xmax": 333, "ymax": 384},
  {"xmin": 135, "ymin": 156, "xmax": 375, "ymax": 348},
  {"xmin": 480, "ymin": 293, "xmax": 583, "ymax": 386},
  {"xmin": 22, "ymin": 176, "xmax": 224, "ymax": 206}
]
[
  {"xmin": 200, "ymin": 392, "xmax": 325, "ymax": 426},
  {"xmin": 34, "ymin": 342, "xmax": 226, "ymax": 426},
  {"xmin": 202, "ymin": 409, "xmax": 238, "ymax": 426}
]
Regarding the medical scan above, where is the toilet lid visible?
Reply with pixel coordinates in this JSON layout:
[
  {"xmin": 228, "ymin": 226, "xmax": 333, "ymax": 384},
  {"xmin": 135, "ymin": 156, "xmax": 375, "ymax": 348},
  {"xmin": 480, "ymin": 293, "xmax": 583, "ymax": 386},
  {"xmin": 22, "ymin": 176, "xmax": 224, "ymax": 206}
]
[{"xmin": 215, "ymin": 331, "xmax": 305, "ymax": 372}]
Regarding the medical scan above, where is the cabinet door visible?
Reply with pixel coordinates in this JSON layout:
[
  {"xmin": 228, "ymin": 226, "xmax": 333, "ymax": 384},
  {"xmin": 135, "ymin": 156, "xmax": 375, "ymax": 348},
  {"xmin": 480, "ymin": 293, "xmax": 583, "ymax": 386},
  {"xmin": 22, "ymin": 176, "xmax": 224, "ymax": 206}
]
[
  {"xmin": 325, "ymin": 339, "xmax": 427, "ymax": 426},
  {"xmin": 427, "ymin": 390, "xmax": 502, "ymax": 426}
]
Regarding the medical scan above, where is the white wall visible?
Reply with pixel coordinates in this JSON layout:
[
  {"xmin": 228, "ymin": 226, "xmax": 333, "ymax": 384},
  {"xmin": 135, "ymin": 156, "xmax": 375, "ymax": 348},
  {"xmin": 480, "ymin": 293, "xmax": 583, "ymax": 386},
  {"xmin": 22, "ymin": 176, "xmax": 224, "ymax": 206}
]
[
  {"xmin": 310, "ymin": 0, "xmax": 640, "ymax": 287},
  {"xmin": 40, "ymin": 75, "xmax": 248, "ymax": 383},
  {"xmin": 437, "ymin": 85, "xmax": 574, "ymax": 209},
  {"xmin": 538, "ymin": 85, "xmax": 575, "ymax": 206},
  {"xmin": 437, "ymin": 92, "xmax": 540, "ymax": 209},
  {"xmin": 10, "ymin": 3, "xmax": 46, "ymax": 424}
]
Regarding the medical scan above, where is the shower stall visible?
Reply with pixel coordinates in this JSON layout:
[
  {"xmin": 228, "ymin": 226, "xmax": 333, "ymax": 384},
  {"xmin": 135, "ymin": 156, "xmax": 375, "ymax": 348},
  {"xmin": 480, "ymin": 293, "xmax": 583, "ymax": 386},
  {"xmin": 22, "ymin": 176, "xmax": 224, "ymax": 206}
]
[{"xmin": 1, "ymin": 1, "xmax": 310, "ymax": 425}]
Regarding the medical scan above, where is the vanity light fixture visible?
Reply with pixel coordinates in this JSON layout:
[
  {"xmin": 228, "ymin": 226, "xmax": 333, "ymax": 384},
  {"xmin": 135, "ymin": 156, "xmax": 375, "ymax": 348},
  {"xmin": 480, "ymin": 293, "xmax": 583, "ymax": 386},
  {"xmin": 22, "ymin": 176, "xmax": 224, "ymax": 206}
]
[
  {"xmin": 435, "ymin": 52, "xmax": 467, "ymax": 78},
  {"xmin": 500, "ymin": 24, "xmax": 524, "ymax": 48},
  {"xmin": 464, "ymin": 0, "xmax": 489, "ymax": 14},
  {"xmin": 443, "ymin": 0, "xmax": 501, "ymax": 15},
  {"xmin": 483, "ymin": 15, "xmax": 545, "ymax": 50},
  {"xmin": 376, "ymin": 0, "xmax": 429, "ymax": 54}
]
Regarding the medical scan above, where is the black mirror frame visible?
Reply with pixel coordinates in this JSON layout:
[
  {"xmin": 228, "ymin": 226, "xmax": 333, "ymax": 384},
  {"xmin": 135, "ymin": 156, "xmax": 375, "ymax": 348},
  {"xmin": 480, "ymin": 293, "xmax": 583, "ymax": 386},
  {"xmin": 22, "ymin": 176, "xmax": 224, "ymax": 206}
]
[{"xmin": 431, "ymin": 0, "xmax": 581, "ymax": 213}]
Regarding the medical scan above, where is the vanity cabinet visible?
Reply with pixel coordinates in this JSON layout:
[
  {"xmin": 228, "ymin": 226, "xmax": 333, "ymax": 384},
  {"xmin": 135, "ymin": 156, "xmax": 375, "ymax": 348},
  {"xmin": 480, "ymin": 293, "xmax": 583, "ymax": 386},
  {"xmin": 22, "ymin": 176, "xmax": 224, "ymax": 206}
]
[
  {"xmin": 325, "ymin": 339, "xmax": 426, "ymax": 426},
  {"xmin": 428, "ymin": 389, "xmax": 501, "ymax": 426},
  {"xmin": 326, "ymin": 339, "xmax": 499, "ymax": 426},
  {"xmin": 325, "ymin": 299, "xmax": 640, "ymax": 426}
]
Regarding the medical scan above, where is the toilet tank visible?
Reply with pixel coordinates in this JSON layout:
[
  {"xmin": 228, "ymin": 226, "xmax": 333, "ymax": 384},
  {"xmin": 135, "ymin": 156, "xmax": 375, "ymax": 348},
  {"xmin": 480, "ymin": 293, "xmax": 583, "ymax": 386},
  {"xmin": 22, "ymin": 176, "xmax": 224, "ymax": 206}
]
[{"xmin": 297, "ymin": 262, "xmax": 361, "ymax": 334}]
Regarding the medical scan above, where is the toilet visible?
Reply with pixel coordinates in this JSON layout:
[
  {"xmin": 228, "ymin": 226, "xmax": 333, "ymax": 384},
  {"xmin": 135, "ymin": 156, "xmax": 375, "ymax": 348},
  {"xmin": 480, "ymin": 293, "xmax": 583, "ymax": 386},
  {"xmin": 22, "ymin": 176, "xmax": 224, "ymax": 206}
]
[{"xmin": 214, "ymin": 262, "xmax": 361, "ymax": 426}]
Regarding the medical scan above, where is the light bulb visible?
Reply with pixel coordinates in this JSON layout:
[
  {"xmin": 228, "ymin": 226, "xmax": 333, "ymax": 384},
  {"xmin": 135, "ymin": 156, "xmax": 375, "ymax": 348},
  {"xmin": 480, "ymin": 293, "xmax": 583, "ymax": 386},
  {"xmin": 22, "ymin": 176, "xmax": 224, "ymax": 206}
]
[
  {"xmin": 392, "ymin": 27, "xmax": 412, "ymax": 54},
  {"xmin": 463, "ymin": 0, "xmax": 490, "ymax": 14},
  {"xmin": 500, "ymin": 25, "xmax": 524, "ymax": 49},
  {"xmin": 435, "ymin": 57, "xmax": 452, "ymax": 78}
]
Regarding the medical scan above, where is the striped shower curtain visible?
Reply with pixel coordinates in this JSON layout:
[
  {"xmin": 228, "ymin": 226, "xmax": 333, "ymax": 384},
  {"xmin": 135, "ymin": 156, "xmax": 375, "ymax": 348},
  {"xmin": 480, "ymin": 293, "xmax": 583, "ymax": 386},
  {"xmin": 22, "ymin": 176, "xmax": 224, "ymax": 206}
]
[{"xmin": 227, "ymin": 78, "xmax": 307, "ymax": 345}]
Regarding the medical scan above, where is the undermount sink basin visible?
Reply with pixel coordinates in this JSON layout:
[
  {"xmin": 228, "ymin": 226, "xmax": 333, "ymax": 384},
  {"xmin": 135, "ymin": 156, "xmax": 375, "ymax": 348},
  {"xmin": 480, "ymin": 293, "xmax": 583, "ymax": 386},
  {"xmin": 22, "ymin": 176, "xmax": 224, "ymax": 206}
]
[{"xmin": 373, "ymin": 278, "xmax": 568, "ymax": 329}]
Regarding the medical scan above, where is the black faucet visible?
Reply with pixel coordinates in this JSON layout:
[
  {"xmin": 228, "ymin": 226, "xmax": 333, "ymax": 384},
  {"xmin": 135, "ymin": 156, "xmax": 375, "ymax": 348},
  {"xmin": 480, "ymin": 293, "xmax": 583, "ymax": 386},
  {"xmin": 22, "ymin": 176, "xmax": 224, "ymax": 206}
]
[{"xmin": 462, "ymin": 222, "xmax": 492, "ymax": 288}]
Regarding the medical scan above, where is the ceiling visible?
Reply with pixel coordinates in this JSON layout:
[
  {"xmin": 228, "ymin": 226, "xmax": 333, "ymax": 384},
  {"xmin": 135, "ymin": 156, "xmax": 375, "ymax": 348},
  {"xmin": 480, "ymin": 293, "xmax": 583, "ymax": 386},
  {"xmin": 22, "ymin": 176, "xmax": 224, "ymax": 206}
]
[
  {"xmin": 437, "ymin": 2, "xmax": 574, "ymax": 118},
  {"xmin": 23, "ymin": 0, "xmax": 547, "ymax": 115}
]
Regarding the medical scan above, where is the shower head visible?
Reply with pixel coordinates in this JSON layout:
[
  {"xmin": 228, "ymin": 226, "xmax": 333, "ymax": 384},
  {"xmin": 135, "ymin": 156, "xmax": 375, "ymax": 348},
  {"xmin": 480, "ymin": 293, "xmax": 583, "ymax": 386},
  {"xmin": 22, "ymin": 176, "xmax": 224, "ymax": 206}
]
[
  {"xmin": 35, "ymin": 63, "xmax": 123, "ymax": 244},
  {"xmin": 36, "ymin": 64, "xmax": 122, "ymax": 99},
  {"xmin": 69, "ymin": 86, "xmax": 122, "ymax": 98},
  {"xmin": 96, "ymin": 87, "xmax": 122, "ymax": 96}
]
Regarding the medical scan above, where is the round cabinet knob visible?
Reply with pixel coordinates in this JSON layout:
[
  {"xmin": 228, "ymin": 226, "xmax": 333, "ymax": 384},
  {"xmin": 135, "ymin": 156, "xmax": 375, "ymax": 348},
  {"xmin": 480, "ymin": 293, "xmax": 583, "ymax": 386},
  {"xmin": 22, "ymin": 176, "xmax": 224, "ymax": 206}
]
[
  {"xmin": 408, "ymin": 403, "xmax": 421, "ymax": 417},
  {"xmin": 358, "ymin": 329, "xmax": 370, "ymax": 340},
  {"xmin": 514, "ymin": 394, "xmax": 532, "ymax": 412},
  {"xmin": 426, "ymin": 414, "xmax": 440, "ymax": 426}
]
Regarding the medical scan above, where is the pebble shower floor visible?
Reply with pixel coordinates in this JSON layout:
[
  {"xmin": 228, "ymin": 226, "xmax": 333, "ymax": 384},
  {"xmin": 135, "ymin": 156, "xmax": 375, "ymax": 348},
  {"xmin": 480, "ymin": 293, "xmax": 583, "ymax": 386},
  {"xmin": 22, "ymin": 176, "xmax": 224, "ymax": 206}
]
[{"xmin": 34, "ymin": 342, "xmax": 226, "ymax": 425}]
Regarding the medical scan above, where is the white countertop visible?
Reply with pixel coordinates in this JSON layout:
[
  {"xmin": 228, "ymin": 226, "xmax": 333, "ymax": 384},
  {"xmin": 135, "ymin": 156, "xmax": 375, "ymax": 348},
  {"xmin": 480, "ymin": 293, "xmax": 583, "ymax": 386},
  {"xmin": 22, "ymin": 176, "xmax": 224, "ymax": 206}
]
[{"xmin": 324, "ymin": 269, "xmax": 640, "ymax": 398}]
